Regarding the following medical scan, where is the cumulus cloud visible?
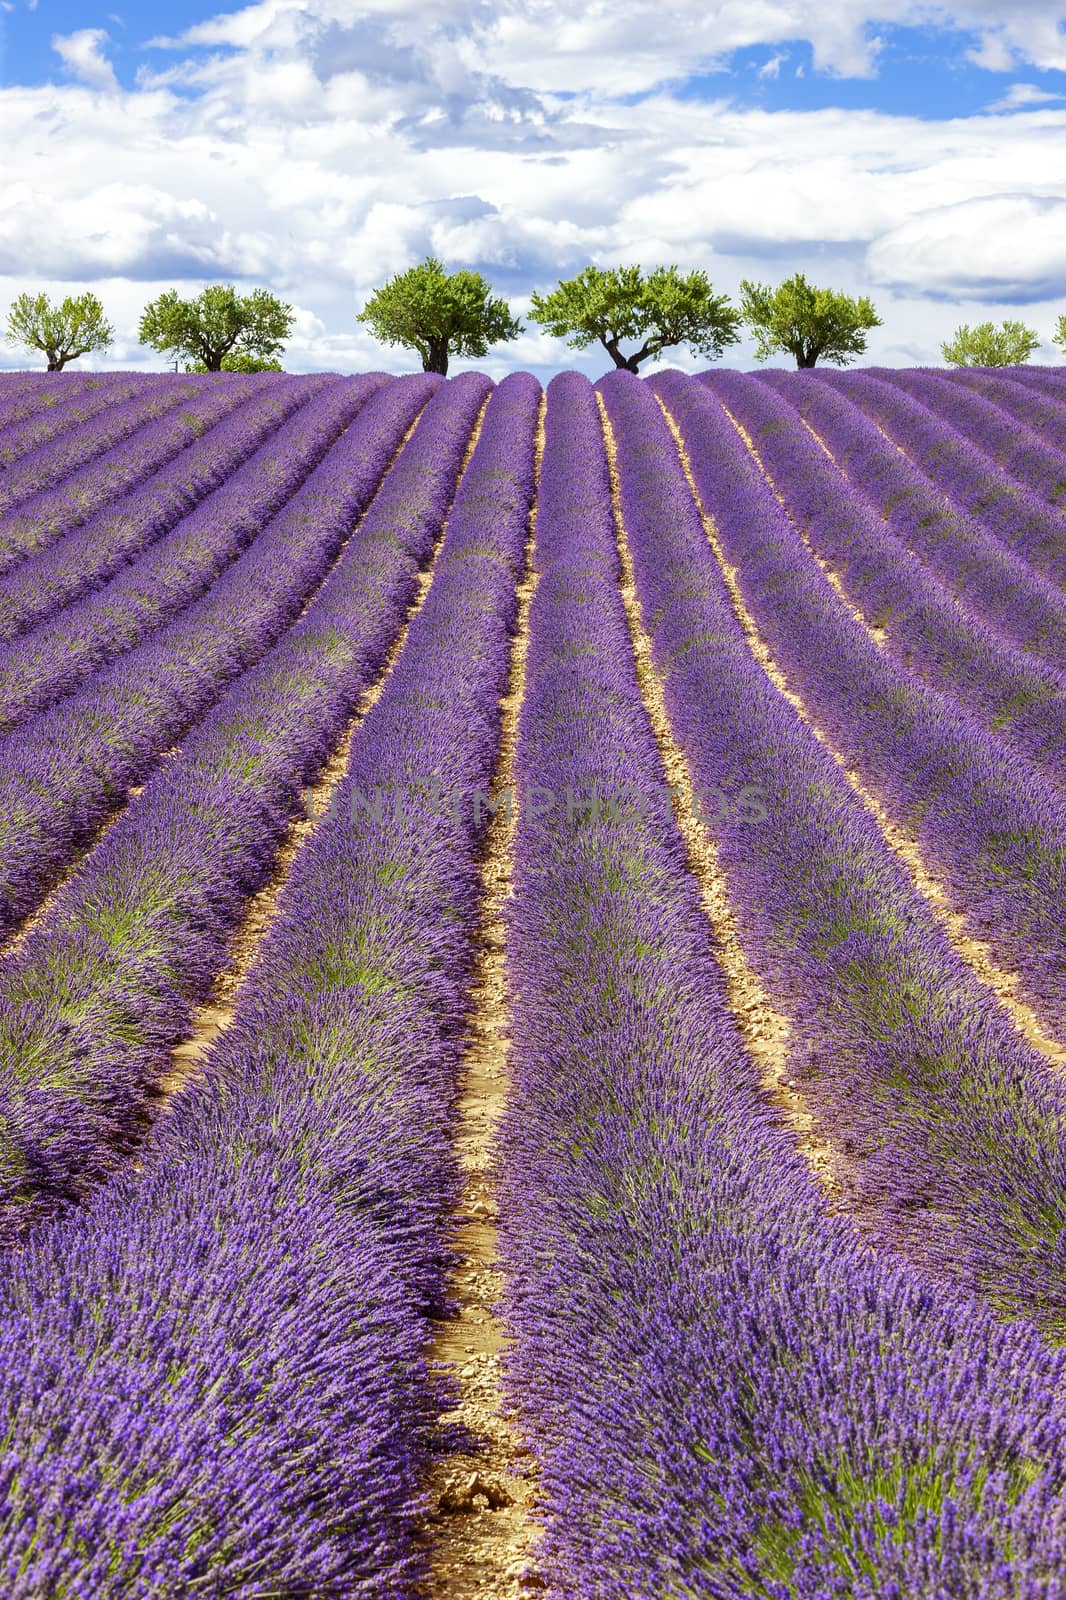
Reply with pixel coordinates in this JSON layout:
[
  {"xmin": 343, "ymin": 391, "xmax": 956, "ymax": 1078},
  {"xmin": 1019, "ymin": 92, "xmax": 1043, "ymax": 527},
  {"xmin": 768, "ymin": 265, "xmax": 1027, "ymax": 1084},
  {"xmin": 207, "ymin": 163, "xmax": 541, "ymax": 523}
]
[
  {"xmin": 866, "ymin": 194, "xmax": 1066, "ymax": 301},
  {"xmin": 986, "ymin": 81, "xmax": 1066, "ymax": 111},
  {"xmin": 1, "ymin": 0, "xmax": 1065, "ymax": 375},
  {"xmin": 151, "ymin": 0, "xmax": 1066, "ymax": 87},
  {"xmin": 960, "ymin": 9, "xmax": 1066, "ymax": 72},
  {"xmin": 0, "ymin": 180, "xmax": 221, "ymax": 278},
  {"xmin": 51, "ymin": 28, "xmax": 118, "ymax": 92}
]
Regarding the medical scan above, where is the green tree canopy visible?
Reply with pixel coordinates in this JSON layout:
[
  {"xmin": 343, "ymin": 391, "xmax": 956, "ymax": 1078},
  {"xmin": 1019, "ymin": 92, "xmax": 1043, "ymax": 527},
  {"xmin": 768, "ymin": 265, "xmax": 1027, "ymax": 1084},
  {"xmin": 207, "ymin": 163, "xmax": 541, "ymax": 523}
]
[
  {"xmin": 740, "ymin": 273, "xmax": 882, "ymax": 368},
  {"xmin": 4, "ymin": 291, "xmax": 114, "ymax": 371},
  {"xmin": 139, "ymin": 285, "xmax": 293, "ymax": 372},
  {"xmin": 357, "ymin": 257, "xmax": 522, "ymax": 376},
  {"xmin": 529, "ymin": 264, "xmax": 741, "ymax": 373},
  {"xmin": 1054, "ymin": 315, "xmax": 1066, "ymax": 358},
  {"xmin": 942, "ymin": 320, "xmax": 1040, "ymax": 367},
  {"xmin": 185, "ymin": 353, "xmax": 284, "ymax": 373}
]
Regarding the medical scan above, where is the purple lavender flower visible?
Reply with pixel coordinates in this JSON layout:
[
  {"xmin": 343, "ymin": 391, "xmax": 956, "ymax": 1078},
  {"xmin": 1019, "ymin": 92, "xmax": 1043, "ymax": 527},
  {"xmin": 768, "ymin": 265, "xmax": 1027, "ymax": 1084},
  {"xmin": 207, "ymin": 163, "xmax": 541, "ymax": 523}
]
[
  {"xmin": 0, "ymin": 375, "xmax": 279, "ymax": 573},
  {"xmin": 0, "ymin": 372, "xmax": 155, "ymax": 464},
  {"xmin": 0, "ymin": 372, "xmax": 540, "ymax": 1595},
  {"xmin": 0, "ymin": 374, "xmax": 436, "ymax": 944},
  {"xmin": 697, "ymin": 368, "xmax": 1066, "ymax": 787},
  {"xmin": 500, "ymin": 369, "xmax": 1066, "ymax": 1599},
  {"xmin": 0, "ymin": 377, "xmax": 385, "ymax": 723},
  {"xmin": 753, "ymin": 367, "xmax": 1066, "ymax": 677},
  {"xmin": 0, "ymin": 372, "xmax": 340, "ymax": 643},
  {"xmin": 811, "ymin": 367, "xmax": 1066, "ymax": 591}
]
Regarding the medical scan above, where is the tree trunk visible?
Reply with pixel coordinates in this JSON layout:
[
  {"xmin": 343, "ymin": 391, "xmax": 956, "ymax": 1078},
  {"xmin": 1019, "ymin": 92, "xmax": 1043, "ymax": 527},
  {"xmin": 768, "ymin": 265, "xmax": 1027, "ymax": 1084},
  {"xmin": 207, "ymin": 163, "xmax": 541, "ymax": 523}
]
[
  {"xmin": 603, "ymin": 337, "xmax": 634, "ymax": 372},
  {"xmin": 204, "ymin": 353, "xmax": 223, "ymax": 372},
  {"xmin": 47, "ymin": 356, "xmax": 64, "ymax": 372},
  {"xmin": 796, "ymin": 351, "xmax": 818, "ymax": 368},
  {"xmin": 603, "ymin": 335, "xmax": 648, "ymax": 375},
  {"xmin": 422, "ymin": 339, "xmax": 449, "ymax": 376}
]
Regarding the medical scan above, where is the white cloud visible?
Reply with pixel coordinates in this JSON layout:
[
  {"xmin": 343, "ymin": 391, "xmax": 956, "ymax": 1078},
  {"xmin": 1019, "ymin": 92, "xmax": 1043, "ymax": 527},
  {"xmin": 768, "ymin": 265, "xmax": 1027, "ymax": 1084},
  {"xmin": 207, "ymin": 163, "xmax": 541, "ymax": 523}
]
[
  {"xmin": 964, "ymin": 9, "xmax": 1066, "ymax": 73},
  {"xmin": 150, "ymin": 0, "xmax": 1066, "ymax": 87},
  {"xmin": 986, "ymin": 81, "xmax": 1065, "ymax": 111},
  {"xmin": 0, "ymin": 178, "xmax": 219, "ymax": 278},
  {"xmin": 867, "ymin": 193, "xmax": 1066, "ymax": 300},
  {"xmin": 757, "ymin": 52, "xmax": 788, "ymax": 79},
  {"xmin": 966, "ymin": 28, "xmax": 1019, "ymax": 70},
  {"xmin": 51, "ymin": 28, "xmax": 118, "ymax": 93},
  {"xmin": 1, "ymin": 1, "xmax": 1065, "ymax": 377}
]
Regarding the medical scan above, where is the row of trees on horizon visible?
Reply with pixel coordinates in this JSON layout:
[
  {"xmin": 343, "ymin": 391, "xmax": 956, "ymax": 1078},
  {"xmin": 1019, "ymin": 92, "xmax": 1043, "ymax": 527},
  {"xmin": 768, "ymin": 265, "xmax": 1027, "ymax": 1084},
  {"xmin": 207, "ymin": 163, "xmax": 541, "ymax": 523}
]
[{"xmin": 4, "ymin": 265, "xmax": 1065, "ymax": 376}]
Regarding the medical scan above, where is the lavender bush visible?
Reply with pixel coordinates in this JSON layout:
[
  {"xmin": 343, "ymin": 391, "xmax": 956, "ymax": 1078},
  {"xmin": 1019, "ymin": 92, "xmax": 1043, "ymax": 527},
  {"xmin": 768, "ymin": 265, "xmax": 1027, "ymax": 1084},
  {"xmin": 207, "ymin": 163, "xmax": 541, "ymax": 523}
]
[
  {"xmin": 945, "ymin": 367, "xmax": 1066, "ymax": 456},
  {"xmin": 699, "ymin": 369, "xmax": 1066, "ymax": 785},
  {"xmin": 0, "ymin": 369, "xmax": 492, "ymax": 1225},
  {"xmin": 812, "ymin": 368, "xmax": 1066, "ymax": 590},
  {"xmin": 0, "ymin": 375, "xmax": 274, "ymax": 573},
  {"xmin": 0, "ymin": 372, "xmax": 539, "ymax": 1595},
  {"xmin": 0, "ymin": 372, "xmax": 335, "ymax": 643},
  {"xmin": 881, "ymin": 367, "xmax": 1066, "ymax": 505},
  {"xmin": 0, "ymin": 372, "xmax": 152, "ymax": 464},
  {"xmin": 0, "ymin": 377, "xmax": 385, "ymax": 724},
  {"xmin": 753, "ymin": 369, "xmax": 1066, "ymax": 678},
  {"xmin": 500, "ymin": 370, "xmax": 1066, "ymax": 1597},
  {"xmin": 0, "ymin": 374, "xmax": 440, "ymax": 942},
  {"xmin": 660, "ymin": 370, "xmax": 1066, "ymax": 1041}
]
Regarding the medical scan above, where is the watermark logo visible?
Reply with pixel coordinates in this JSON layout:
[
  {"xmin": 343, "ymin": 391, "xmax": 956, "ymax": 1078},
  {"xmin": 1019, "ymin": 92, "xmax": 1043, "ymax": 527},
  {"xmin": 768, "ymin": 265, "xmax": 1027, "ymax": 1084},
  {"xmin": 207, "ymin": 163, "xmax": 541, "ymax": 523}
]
[{"xmin": 301, "ymin": 775, "xmax": 769, "ymax": 829}]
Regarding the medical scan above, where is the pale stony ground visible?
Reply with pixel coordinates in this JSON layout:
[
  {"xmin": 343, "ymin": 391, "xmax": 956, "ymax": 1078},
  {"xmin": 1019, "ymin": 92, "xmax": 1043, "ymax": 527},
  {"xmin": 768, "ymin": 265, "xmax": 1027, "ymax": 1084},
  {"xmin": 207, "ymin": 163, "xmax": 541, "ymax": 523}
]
[{"xmin": 423, "ymin": 416, "xmax": 545, "ymax": 1599}]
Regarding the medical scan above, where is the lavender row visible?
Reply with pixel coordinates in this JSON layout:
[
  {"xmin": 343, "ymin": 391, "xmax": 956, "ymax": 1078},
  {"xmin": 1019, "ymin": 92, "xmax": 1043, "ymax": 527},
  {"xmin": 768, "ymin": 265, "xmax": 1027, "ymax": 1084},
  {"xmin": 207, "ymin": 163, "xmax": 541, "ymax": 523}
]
[
  {"xmin": 0, "ymin": 374, "xmax": 274, "ymax": 575},
  {"xmin": 875, "ymin": 366, "xmax": 1066, "ymax": 512},
  {"xmin": 947, "ymin": 367, "xmax": 1066, "ymax": 453},
  {"xmin": 0, "ymin": 373, "xmax": 539, "ymax": 1597},
  {"xmin": 0, "ymin": 372, "xmax": 335, "ymax": 645},
  {"xmin": 705, "ymin": 369, "xmax": 1066, "ymax": 782},
  {"xmin": 813, "ymin": 368, "xmax": 1066, "ymax": 590},
  {"xmin": 0, "ymin": 371, "xmax": 138, "ymax": 436},
  {"xmin": 0, "ymin": 375, "xmax": 78, "ymax": 428},
  {"xmin": 752, "ymin": 369, "xmax": 1066, "ymax": 675},
  {"xmin": 500, "ymin": 370, "xmax": 1066, "ymax": 1598},
  {"xmin": 0, "ymin": 372, "xmax": 153, "ymax": 467},
  {"xmin": 0, "ymin": 369, "xmax": 490, "ymax": 1228},
  {"xmin": 0, "ymin": 373, "xmax": 442, "ymax": 944},
  {"xmin": 666, "ymin": 370, "xmax": 1066, "ymax": 1041},
  {"xmin": 0, "ymin": 379, "xmax": 382, "ymax": 727},
  {"xmin": 899, "ymin": 367, "xmax": 1066, "ymax": 496},
  {"xmin": 604, "ymin": 369, "xmax": 1066, "ymax": 1321},
  {"xmin": 987, "ymin": 366, "xmax": 1066, "ymax": 399},
  {"xmin": 0, "ymin": 373, "xmax": 229, "ymax": 529}
]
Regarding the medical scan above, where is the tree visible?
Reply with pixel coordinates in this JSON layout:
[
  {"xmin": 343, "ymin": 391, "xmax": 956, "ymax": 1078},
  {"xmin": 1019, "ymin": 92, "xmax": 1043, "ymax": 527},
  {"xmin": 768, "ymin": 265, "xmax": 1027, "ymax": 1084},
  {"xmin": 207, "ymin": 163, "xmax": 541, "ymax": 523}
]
[
  {"xmin": 185, "ymin": 353, "xmax": 284, "ymax": 373},
  {"xmin": 139, "ymin": 285, "xmax": 293, "ymax": 372},
  {"xmin": 1055, "ymin": 316, "xmax": 1066, "ymax": 358},
  {"xmin": 357, "ymin": 257, "xmax": 522, "ymax": 376},
  {"xmin": 4, "ymin": 291, "xmax": 114, "ymax": 371},
  {"xmin": 740, "ymin": 273, "xmax": 882, "ymax": 368},
  {"xmin": 528, "ymin": 264, "xmax": 741, "ymax": 373},
  {"xmin": 942, "ymin": 320, "xmax": 1040, "ymax": 367}
]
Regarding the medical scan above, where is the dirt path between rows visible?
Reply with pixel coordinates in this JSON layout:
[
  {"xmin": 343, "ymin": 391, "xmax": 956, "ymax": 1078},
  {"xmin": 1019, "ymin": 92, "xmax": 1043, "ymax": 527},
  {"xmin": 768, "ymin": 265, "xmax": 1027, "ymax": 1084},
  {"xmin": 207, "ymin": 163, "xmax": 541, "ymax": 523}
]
[
  {"xmin": 161, "ymin": 397, "xmax": 488, "ymax": 1101},
  {"xmin": 597, "ymin": 394, "xmax": 837, "ymax": 1194},
  {"xmin": 721, "ymin": 402, "xmax": 888, "ymax": 647},
  {"xmin": 658, "ymin": 395, "xmax": 1066, "ymax": 1082},
  {"xmin": 421, "ymin": 398, "xmax": 545, "ymax": 1600},
  {"xmin": 1, "ymin": 399, "xmax": 437, "ymax": 972}
]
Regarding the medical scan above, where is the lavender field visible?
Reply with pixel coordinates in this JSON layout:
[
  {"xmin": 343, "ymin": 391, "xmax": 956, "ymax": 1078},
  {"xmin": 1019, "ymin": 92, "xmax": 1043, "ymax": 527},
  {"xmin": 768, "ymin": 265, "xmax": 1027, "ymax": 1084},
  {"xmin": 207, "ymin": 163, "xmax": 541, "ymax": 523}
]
[{"xmin": 3, "ymin": 362, "xmax": 1066, "ymax": 1597}]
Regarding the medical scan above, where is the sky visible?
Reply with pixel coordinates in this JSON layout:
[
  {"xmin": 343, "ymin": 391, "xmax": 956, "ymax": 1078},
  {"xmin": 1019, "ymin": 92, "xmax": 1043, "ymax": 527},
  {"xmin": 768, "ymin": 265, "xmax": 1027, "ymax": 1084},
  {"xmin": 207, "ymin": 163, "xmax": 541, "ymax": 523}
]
[{"xmin": 1, "ymin": 0, "xmax": 1065, "ymax": 377}]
